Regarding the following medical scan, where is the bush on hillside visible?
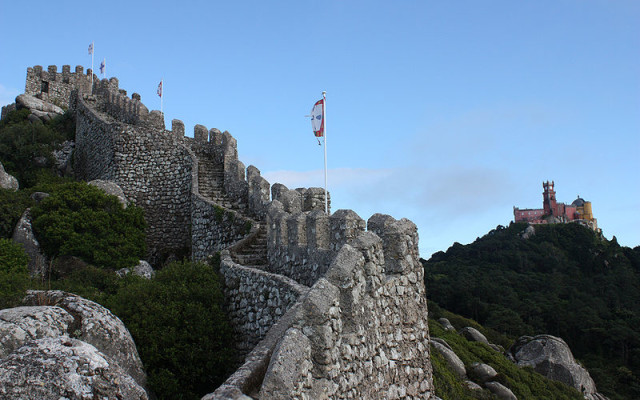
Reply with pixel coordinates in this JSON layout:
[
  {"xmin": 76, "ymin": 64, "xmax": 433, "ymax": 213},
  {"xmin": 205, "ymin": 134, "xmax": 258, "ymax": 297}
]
[
  {"xmin": 0, "ymin": 109, "xmax": 73, "ymax": 188},
  {"xmin": 0, "ymin": 238, "xmax": 30, "ymax": 309},
  {"xmin": 31, "ymin": 182, "xmax": 146, "ymax": 270},
  {"xmin": 105, "ymin": 258, "xmax": 235, "ymax": 400},
  {"xmin": 429, "ymin": 319, "xmax": 584, "ymax": 399},
  {"xmin": 0, "ymin": 189, "xmax": 33, "ymax": 239}
]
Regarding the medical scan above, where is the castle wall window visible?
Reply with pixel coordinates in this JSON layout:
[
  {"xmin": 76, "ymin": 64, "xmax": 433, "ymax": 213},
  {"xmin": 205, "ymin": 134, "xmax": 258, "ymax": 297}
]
[{"xmin": 41, "ymin": 81, "xmax": 49, "ymax": 93}]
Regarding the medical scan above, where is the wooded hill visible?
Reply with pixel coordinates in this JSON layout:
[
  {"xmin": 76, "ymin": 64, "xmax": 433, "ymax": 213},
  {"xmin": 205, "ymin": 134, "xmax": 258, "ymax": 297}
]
[{"xmin": 423, "ymin": 222, "xmax": 640, "ymax": 399}]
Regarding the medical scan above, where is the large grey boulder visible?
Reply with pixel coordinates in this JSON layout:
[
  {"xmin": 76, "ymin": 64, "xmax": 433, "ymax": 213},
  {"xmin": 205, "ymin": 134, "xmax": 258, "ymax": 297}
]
[
  {"xmin": 11, "ymin": 209, "xmax": 47, "ymax": 276},
  {"xmin": 0, "ymin": 306, "xmax": 73, "ymax": 358},
  {"xmin": 0, "ymin": 337, "xmax": 148, "ymax": 400},
  {"xmin": 468, "ymin": 362, "xmax": 498, "ymax": 383},
  {"xmin": 431, "ymin": 338, "xmax": 466, "ymax": 378},
  {"xmin": 509, "ymin": 335, "xmax": 602, "ymax": 397},
  {"xmin": 438, "ymin": 317, "xmax": 455, "ymax": 331},
  {"xmin": 88, "ymin": 179, "xmax": 129, "ymax": 208},
  {"xmin": 21, "ymin": 290, "xmax": 146, "ymax": 387},
  {"xmin": 0, "ymin": 161, "xmax": 18, "ymax": 191},
  {"xmin": 117, "ymin": 260, "xmax": 155, "ymax": 279},
  {"xmin": 16, "ymin": 94, "xmax": 64, "ymax": 116},
  {"xmin": 52, "ymin": 140, "xmax": 75, "ymax": 175},
  {"xmin": 460, "ymin": 326, "xmax": 489, "ymax": 345},
  {"xmin": 485, "ymin": 381, "xmax": 517, "ymax": 400},
  {"xmin": 521, "ymin": 225, "xmax": 535, "ymax": 239}
]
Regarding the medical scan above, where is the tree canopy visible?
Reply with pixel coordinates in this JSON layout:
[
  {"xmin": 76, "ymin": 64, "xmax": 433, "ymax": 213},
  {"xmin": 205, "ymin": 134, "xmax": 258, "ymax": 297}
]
[{"xmin": 423, "ymin": 222, "xmax": 640, "ymax": 399}]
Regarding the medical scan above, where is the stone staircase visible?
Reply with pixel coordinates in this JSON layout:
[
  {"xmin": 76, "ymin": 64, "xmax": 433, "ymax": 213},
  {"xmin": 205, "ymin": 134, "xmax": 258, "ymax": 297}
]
[
  {"xmin": 196, "ymin": 152, "xmax": 267, "ymax": 267},
  {"xmin": 197, "ymin": 155, "xmax": 247, "ymax": 212},
  {"xmin": 230, "ymin": 224, "xmax": 268, "ymax": 267}
]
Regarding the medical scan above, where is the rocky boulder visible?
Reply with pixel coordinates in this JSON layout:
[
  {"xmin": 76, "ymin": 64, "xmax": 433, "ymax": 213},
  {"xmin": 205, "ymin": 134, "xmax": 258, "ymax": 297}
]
[
  {"xmin": 0, "ymin": 161, "xmax": 18, "ymax": 191},
  {"xmin": 460, "ymin": 326, "xmax": 489, "ymax": 345},
  {"xmin": 11, "ymin": 209, "xmax": 47, "ymax": 277},
  {"xmin": 30, "ymin": 191, "xmax": 50, "ymax": 203},
  {"xmin": 438, "ymin": 317, "xmax": 455, "ymax": 331},
  {"xmin": 21, "ymin": 290, "xmax": 146, "ymax": 387},
  {"xmin": 52, "ymin": 140, "xmax": 75, "ymax": 175},
  {"xmin": 431, "ymin": 338, "xmax": 466, "ymax": 378},
  {"xmin": 468, "ymin": 362, "xmax": 498, "ymax": 383},
  {"xmin": 0, "ymin": 306, "xmax": 73, "ymax": 358},
  {"xmin": 508, "ymin": 335, "xmax": 602, "ymax": 397},
  {"xmin": 485, "ymin": 381, "xmax": 517, "ymax": 400},
  {"xmin": 0, "ymin": 291, "xmax": 148, "ymax": 398},
  {"xmin": 88, "ymin": 179, "xmax": 129, "ymax": 208},
  {"xmin": 0, "ymin": 337, "xmax": 148, "ymax": 400},
  {"xmin": 117, "ymin": 260, "xmax": 155, "ymax": 279},
  {"xmin": 15, "ymin": 94, "xmax": 64, "ymax": 122},
  {"xmin": 521, "ymin": 224, "xmax": 535, "ymax": 239}
]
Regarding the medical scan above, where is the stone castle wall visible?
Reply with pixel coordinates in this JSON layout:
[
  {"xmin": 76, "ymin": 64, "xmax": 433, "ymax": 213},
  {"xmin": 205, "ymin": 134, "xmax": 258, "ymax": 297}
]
[
  {"xmin": 25, "ymin": 65, "xmax": 93, "ymax": 108},
  {"xmin": 71, "ymin": 85, "xmax": 193, "ymax": 264},
  {"xmin": 191, "ymin": 193, "xmax": 253, "ymax": 260},
  {"xmin": 17, "ymin": 64, "xmax": 434, "ymax": 399},
  {"xmin": 208, "ymin": 212, "xmax": 433, "ymax": 399},
  {"xmin": 219, "ymin": 255, "xmax": 309, "ymax": 355}
]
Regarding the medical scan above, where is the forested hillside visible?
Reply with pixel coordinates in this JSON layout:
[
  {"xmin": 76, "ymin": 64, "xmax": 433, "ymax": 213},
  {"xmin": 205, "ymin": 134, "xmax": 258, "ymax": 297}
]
[{"xmin": 423, "ymin": 222, "xmax": 640, "ymax": 399}]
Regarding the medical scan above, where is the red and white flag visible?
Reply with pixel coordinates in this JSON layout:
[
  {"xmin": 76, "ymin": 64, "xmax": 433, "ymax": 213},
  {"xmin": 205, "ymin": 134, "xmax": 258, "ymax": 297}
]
[
  {"xmin": 310, "ymin": 99, "xmax": 324, "ymax": 137},
  {"xmin": 157, "ymin": 80, "xmax": 163, "ymax": 97}
]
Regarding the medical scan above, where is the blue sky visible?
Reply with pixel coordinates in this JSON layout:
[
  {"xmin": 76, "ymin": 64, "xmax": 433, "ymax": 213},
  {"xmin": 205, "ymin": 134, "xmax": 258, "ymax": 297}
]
[{"xmin": 1, "ymin": 1, "xmax": 638, "ymax": 257}]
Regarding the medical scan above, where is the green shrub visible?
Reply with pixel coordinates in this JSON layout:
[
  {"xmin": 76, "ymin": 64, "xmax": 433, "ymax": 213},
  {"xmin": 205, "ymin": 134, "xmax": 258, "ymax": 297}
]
[
  {"xmin": 0, "ymin": 109, "xmax": 71, "ymax": 188},
  {"xmin": 0, "ymin": 238, "xmax": 30, "ymax": 309},
  {"xmin": 106, "ymin": 259, "xmax": 235, "ymax": 400},
  {"xmin": 0, "ymin": 188, "xmax": 33, "ymax": 239},
  {"xmin": 31, "ymin": 182, "xmax": 146, "ymax": 270}
]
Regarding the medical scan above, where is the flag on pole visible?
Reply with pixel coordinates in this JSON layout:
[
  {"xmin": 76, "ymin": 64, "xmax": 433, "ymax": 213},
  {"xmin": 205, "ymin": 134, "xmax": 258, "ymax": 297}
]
[
  {"xmin": 310, "ymin": 99, "xmax": 324, "ymax": 137},
  {"xmin": 88, "ymin": 42, "xmax": 94, "ymax": 55},
  {"xmin": 99, "ymin": 58, "xmax": 105, "ymax": 75},
  {"xmin": 157, "ymin": 80, "xmax": 163, "ymax": 97}
]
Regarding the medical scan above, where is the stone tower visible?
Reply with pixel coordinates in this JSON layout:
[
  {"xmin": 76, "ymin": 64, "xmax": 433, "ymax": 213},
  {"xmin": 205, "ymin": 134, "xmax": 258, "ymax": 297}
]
[{"xmin": 543, "ymin": 180, "xmax": 557, "ymax": 216}]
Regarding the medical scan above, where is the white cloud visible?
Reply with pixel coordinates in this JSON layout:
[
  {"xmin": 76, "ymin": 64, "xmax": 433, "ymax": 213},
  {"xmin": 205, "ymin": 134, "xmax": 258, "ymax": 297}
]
[{"xmin": 263, "ymin": 167, "xmax": 395, "ymax": 191}]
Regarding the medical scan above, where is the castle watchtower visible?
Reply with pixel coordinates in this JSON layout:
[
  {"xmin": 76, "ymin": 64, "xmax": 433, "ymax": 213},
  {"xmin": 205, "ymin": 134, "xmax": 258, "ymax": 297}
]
[{"xmin": 543, "ymin": 180, "xmax": 557, "ymax": 216}]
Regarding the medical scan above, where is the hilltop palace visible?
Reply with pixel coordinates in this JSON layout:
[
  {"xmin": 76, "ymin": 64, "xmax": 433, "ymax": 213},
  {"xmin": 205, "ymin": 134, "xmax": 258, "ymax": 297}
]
[{"xmin": 514, "ymin": 181, "xmax": 598, "ymax": 231}]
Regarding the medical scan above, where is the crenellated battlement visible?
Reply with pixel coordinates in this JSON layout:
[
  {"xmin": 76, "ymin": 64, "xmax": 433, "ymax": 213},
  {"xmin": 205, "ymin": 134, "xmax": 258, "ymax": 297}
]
[
  {"xmin": 26, "ymin": 64, "xmax": 94, "ymax": 108},
  {"xmin": 211, "ymin": 212, "xmax": 432, "ymax": 399}
]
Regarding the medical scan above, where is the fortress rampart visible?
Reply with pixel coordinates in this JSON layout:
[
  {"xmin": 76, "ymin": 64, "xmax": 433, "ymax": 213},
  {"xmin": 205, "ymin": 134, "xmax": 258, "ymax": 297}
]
[
  {"xmin": 210, "ymin": 212, "xmax": 432, "ymax": 399},
  {"xmin": 9, "ymin": 65, "xmax": 434, "ymax": 399},
  {"xmin": 25, "ymin": 65, "xmax": 93, "ymax": 108}
]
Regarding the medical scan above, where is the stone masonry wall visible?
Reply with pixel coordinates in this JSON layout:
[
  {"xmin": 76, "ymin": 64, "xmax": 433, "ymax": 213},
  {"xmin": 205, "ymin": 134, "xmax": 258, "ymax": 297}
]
[
  {"xmin": 25, "ymin": 65, "xmax": 93, "ymax": 108},
  {"xmin": 72, "ymin": 89, "xmax": 193, "ymax": 264},
  {"xmin": 208, "ymin": 213, "xmax": 434, "ymax": 399},
  {"xmin": 191, "ymin": 193, "xmax": 252, "ymax": 261},
  {"xmin": 257, "ymin": 214, "xmax": 432, "ymax": 399},
  {"xmin": 265, "ymin": 196, "xmax": 340, "ymax": 287},
  {"xmin": 219, "ymin": 251, "xmax": 309, "ymax": 355}
]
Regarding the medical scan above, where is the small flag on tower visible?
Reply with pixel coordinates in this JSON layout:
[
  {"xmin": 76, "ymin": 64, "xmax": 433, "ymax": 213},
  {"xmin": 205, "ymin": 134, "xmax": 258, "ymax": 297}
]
[
  {"xmin": 88, "ymin": 42, "xmax": 94, "ymax": 55},
  {"xmin": 99, "ymin": 59, "xmax": 105, "ymax": 75},
  {"xmin": 310, "ymin": 99, "xmax": 324, "ymax": 137},
  {"xmin": 157, "ymin": 80, "xmax": 163, "ymax": 97}
]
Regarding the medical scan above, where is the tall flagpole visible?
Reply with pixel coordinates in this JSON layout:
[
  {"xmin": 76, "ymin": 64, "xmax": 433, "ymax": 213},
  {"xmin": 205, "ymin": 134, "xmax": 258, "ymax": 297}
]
[{"xmin": 323, "ymin": 91, "xmax": 328, "ymax": 214}]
